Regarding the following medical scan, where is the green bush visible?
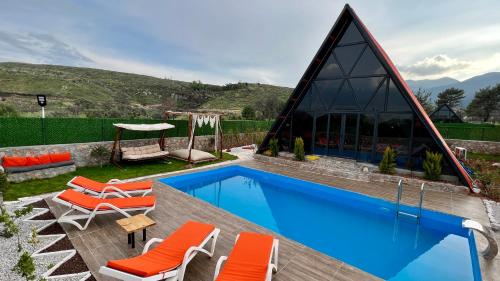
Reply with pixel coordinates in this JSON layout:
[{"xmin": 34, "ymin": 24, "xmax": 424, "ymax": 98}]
[
  {"xmin": 0, "ymin": 170, "xmax": 8, "ymax": 193},
  {"xmin": 12, "ymin": 251, "xmax": 36, "ymax": 281},
  {"xmin": 294, "ymin": 137, "xmax": 305, "ymax": 161},
  {"xmin": 269, "ymin": 138, "xmax": 279, "ymax": 157},
  {"xmin": 423, "ymin": 151, "xmax": 442, "ymax": 180},
  {"xmin": 90, "ymin": 145, "xmax": 110, "ymax": 167},
  {"xmin": 379, "ymin": 146, "xmax": 396, "ymax": 174}
]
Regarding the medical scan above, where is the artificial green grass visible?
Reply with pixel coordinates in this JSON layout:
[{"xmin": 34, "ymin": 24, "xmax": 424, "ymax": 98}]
[{"xmin": 4, "ymin": 153, "xmax": 237, "ymax": 201}]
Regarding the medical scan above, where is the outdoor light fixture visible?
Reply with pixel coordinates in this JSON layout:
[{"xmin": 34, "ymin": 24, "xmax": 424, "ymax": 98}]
[{"xmin": 36, "ymin": 94, "xmax": 47, "ymax": 118}]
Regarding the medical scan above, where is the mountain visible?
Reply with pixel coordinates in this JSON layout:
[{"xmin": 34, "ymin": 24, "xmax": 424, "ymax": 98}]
[
  {"xmin": 406, "ymin": 77, "xmax": 459, "ymax": 90},
  {"xmin": 406, "ymin": 72, "xmax": 500, "ymax": 106},
  {"xmin": 0, "ymin": 62, "xmax": 292, "ymax": 118}
]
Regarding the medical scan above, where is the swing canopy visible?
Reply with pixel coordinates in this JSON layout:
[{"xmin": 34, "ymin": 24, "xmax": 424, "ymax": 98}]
[{"xmin": 114, "ymin": 123, "xmax": 175, "ymax": 131}]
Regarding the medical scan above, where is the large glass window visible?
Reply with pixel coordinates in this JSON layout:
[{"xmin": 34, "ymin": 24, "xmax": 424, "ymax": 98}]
[
  {"xmin": 350, "ymin": 77, "xmax": 385, "ymax": 110},
  {"xmin": 313, "ymin": 113, "xmax": 329, "ymax": 155},
  {"xmin": 386, "ymin": 80, "xmax": 411, "ymax": 112},
  {"xmin": 357, "ymin": 114, "xmax": 375, "ymax": 162},
  {"xmin": 314, "ymin": 80, "xmax": 343, "ymax": 112},
  {"xmin": 332, "ymin": 82, "xmax": 359, "ymax": 111},
  {"xmin": 375, "ymin": 113, "xmax": 412, "ymax": 167},
  {"xmin": 351, "ymin": 47, "xmax": 386, "ymax": 76},
  {"xmin": 316, "ymin": 54, "xmax": 343, "ymax": 80},
  {"xmin": 338, "ymin": 21, "xmax": 365, "ymax": 45},
  {"xmin": 292, "ymin": 111, "xmax": 314, "ymax": 153},
  {"xmin": 333, "ymin": 44, "xmax": 366, "ymax": 74}
]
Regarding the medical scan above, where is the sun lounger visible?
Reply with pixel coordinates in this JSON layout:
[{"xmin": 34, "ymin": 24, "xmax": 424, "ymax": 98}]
[
  {"xmin": 213, "ymin": 232, "xmax": 279, "ymax": 281},
  {"xmin": 67, "ymin": 176, "xmax": 153, "ymax": 197},
  {"xmin": 99, "ymin": 220, "xmax": 220, "ymax": 281},
  {"xmin": 52, "ymin": 189, "xmax": 156, "ymax": 231}
]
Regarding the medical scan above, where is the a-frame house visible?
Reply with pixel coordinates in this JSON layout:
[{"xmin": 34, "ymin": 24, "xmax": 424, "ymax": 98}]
[
  {"xmin": 430, "ymin": 104, "xmax": 463, "ymax": 123},
  {"xmin": 258, "ymin": 4, "xmax": 473, "ymax": 190}
]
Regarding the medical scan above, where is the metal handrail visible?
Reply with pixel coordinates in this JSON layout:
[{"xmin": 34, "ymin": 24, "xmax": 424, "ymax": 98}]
[
  {"xmin": 462, "ymin": 219, "xmax": 498, "ymax": 260},
  {"xmin": 417, "ymin": 183, "xmax": 425, "ymax": 222},
  {"xmin": 395, "ymin": 179, "xmax": 403, "ymax": 217},
  {"xmin": 396, "ymin": 181, "xmax": 425, "ymax": 223}
]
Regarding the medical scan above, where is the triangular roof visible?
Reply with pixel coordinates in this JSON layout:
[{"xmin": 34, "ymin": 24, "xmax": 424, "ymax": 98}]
[
  {"xmin": 258, "ymin": 4, "xmax": 473, "ymax": 191},
  {"xmin": 430, "ymin": 104, "xmax": 463, "ymax": 123}
]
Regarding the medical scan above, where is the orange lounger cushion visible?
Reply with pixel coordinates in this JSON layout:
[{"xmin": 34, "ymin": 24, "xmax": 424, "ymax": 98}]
[
  {"xmin": 107, "ymin": 221, "xmax": 215, "ymax": 277},
  {"xmin": 57, "ymin": 189, "xmax": 155, "ymax": 210},
  {"xmin": 71, "ymin": 176, "xmax": 153, "ymax": 192},
  {"xmin": 216, "ymin": 232, "xmax": 274, "ymax": 281}
]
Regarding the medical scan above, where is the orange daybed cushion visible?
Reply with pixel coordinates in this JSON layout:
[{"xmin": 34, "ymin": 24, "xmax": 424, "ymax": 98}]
[
  {"xmin": 2, "ymin": 156, "xmax": 28, "ymax": 167},
  {"xmin": 38, "ymin": 154, "xmax": 52, "ymax": 165},
  {"xmin": 70, "ymin": 176, "xmax": 153, "ymax": 192},
  {"xmin": 107, "ymin": 221, "xmax": 215, "ymax": 277},
  {"xmin": 216, "ymin": 232, "xmax": 274, "ymax": 281},
  {"xmin": 57, "ymin": 189, "xmax": 155, "ymax": 210},
  {"xmin": 49, "ymin": 152, "xmax": 71, "ymax": 163}
]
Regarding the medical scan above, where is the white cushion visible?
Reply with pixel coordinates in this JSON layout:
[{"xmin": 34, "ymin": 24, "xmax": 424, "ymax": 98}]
[{"xmin": 169, "ymin": 149, "xmax": 216, "ymax": 162}]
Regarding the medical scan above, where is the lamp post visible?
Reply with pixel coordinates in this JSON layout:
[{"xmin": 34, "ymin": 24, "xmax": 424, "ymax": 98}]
[{"xmin": 36, "ymin": 95, "xmax": 47, "ymax": 118}]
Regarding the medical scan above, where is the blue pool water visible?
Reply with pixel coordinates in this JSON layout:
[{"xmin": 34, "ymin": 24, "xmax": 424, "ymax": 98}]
[{"xmin": 160, "ymin": 165, "xmax": 481, "ymax": 281}]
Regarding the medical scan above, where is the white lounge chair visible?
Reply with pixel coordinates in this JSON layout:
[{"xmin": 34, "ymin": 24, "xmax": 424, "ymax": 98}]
[
  {"xmin": 100, "ymin": 221, "xmax": 220, "ymax": 281},
  {"xmin": 67, "ymin": 176, "xmax": 153, "ymax": 197},
  {"xmin": 52, "ymin": 189, "xmax": 156, "ymax": 231},
  {"xmin": 213, "ymin": 232, "xmax": 279, "ymax": 281}
]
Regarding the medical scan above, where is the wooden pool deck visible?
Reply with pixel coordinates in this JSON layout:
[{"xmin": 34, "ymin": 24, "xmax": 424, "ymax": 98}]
[{"xmin": 46, "ymin": 159, "xmax": 499, "ymax": 281}]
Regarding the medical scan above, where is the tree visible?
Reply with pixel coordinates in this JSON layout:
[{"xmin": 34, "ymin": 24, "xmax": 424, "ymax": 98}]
[
  {"xmin": 254, "ymin": 95, "xmax": 285, "ymax": 120},
  {"xmin": 241, "ymin": 106, "xmax": 256, "ymax": 119},
  {"xmin": 466, "ymin": 84, "xmax": 500, "ymax": 122},
  {"xmin": 0, "ymin": 104, "xmax": 19, "ymax": 117},
  {"xmin": 414, "ymin": 88, "xmax": 434, "ymax": 114},
  {"xmin": 435, "ymin": 87, "xmax": 464, "ymax": 108}
]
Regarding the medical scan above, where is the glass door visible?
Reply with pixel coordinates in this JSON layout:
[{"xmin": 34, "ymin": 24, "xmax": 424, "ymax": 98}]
[
  {"xmin": 341, "ymin": 113, "xmax": 358, "ymax": 158},
  {"xmin": 313, "ymin": 113, "xmax": 329, "ymax": 155},
  {"xmin": 328, "ymin": 113, "xmax": 342, "ymax": 156}
]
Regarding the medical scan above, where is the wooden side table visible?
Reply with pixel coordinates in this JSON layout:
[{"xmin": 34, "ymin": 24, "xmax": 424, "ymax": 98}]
[{"xmin": 116, "ymin": 214, "xmax": 156, "ymax": 248}]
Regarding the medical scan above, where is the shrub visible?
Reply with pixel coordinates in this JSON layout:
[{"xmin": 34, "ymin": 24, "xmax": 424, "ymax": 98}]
[
  {"xmin": 379, "ymin": 146, "xmax": 396, "ymax": 174},
  {"xmin": 0, "ymin": 170, "xmax": 8, "ymax": 193},
  {"xmin": 90, "ymin": 145, "xmax": 110, "ymax": 167},
  {"xmin": 294, "ymin": 137, "xmax": 305, "ymax": 161},
  {"xmin": 12, "ymin": 251, "xmax": 36, "ymax": 281},
  {"xmin": 423, "ymin": 151, "xmax": 442, "ymax": 180},
  {"xmin": 269, "ymin": 138, "xmax": 279, "ymax": 157}
]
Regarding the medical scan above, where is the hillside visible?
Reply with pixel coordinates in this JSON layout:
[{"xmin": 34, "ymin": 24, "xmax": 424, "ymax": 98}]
[
  {"xmin": 0, "ymin": 62, "xmax": 292, "ymax": 118},
  {"xmin": 407, "ymin": 72, "xmax": 500, "ymax": 106}
]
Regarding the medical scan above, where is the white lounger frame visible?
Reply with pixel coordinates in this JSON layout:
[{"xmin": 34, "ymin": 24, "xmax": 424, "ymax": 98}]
[
  {"xmin": 67, "ymin": 176, "xmax": 152, "ymax": 197},
  {"xmin": 99, "ymin": 227, "xmax": 220, "ymax": 281},
  {"xmin": 213, "ymin": 234, "xmax": 279, "ymax": 281},
  {"xmin": 52, "ymin": 189, "xmax": 155, "ymax": 231}
]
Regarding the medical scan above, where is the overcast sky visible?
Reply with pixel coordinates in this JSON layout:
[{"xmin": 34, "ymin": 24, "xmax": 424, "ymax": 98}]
[{"xmin": 1, "ymin": 0, "xmax": 500, "ymax": 86}]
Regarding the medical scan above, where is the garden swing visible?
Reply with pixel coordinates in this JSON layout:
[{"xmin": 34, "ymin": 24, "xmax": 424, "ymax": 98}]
[
  {"xmin": 110, "ymin": 123, "xmax": 175, "ymax": 166},
  {"xmin": 168, "ymin": 113, "xmax": 223, "ymax": 164}
]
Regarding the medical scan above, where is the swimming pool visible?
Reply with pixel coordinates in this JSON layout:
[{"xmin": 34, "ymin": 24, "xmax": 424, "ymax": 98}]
[{"xmin": 160, "ymin": 165, "xmax": 481, "ymax": 280}]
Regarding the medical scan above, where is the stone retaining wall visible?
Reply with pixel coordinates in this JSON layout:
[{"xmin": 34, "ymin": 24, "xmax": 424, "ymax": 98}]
[
  {"xmin": 7, "ymin": 164, "xmax": 76, "ymax": 183},
  {"xmin": 254, "ymin": 154, "xmax": 467, "ymax": 193},
  {"xmin": 0, "ymin": 136, "xmax": 214, "ymax": 167},
  {"xmin": 446, "ymin": 139, "xmax": 500, "ymax": 154}
]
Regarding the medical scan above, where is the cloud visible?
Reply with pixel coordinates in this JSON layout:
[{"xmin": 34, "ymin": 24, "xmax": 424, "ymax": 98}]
[
  {"xmin": 399, "ymin": 55, "xmax": 470, "ymax": 78},
  {"xmin": 0, "ymin": 30, "xmax": 93, "ymax": 65}
]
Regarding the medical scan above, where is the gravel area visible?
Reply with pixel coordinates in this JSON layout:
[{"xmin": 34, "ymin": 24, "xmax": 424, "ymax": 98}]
[
  {"xmin": 0, "ymin": 198, "xmax": 93, "ymax": 281},
  {"xmin": 33, "ymin": 251, "xmax": 74, "ymax": 277},
  {"xmin": 484, "ymin": 199, "xmax": 500, "ymax": 231}
]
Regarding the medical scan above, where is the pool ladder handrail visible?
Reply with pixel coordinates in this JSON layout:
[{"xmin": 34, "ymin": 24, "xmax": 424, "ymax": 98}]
[
  {"xmin": 395, "ymin": 180, "xmax": 425, "ymax": 223},
  {"xmin": 462, "ymin": 219, "xmax": 498, "ymax": 260}
]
